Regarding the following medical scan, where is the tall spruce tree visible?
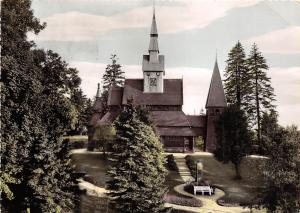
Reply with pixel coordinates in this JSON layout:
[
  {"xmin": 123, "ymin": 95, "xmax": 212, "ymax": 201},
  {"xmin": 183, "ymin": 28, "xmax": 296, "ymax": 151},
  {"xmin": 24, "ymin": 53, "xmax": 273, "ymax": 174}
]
[
  {"xmin": 1, "ymin": 0, "xmax": 80, "ymax": 212},
  {"xmin": 101, "ymin": 54, "xmax": 125, "ymax": 109},
  {"xmin": 247, "ymin": 43, "xmax": 275, "ymax": 142},
  {"xmin": 257, "ymin": 125, "xmax": 300, "ymax": 212},
  {"xmin": 107, "ymin": 103, "xmax": 167, "ymax": 213},
  {"xmin": 224, "ymin": 41, "xmax": 252, "ymax": 111}
]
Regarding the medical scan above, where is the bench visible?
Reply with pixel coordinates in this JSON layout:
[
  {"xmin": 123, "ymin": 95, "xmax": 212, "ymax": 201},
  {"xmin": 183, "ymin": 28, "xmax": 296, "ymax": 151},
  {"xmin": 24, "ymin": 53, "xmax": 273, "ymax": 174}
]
[{"xmin": 193, "ymin": 186, "xmax": 213, "ymax": 196}]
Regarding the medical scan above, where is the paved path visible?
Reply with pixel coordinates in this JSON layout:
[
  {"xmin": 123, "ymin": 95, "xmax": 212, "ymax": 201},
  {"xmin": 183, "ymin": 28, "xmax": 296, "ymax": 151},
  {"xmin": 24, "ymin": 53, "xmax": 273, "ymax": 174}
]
[
  {"xmin": 173, "ymin": 184, "xmax": 251, "ymax": 213},
  {"xmin": 173, "ymin": 154, "xmax": 195, "ymax": 182}
]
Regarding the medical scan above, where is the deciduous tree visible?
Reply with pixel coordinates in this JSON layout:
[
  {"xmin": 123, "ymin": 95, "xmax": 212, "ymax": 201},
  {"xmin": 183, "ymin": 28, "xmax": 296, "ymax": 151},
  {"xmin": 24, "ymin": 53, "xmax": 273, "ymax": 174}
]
[
  {"xmin": 258, "ymin": 125, "xmax": 300, "ymax": 212},
  {"xmin": 1, "ymin": 0, "xmax": 81, "ymax": 211}
]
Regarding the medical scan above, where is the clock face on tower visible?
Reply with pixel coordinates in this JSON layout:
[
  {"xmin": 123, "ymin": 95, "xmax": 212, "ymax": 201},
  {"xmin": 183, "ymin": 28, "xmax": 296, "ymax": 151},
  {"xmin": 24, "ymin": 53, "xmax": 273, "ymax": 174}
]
[{"xmin": 150, "ymin": 78, "xmax": 157, "ymax": 86}]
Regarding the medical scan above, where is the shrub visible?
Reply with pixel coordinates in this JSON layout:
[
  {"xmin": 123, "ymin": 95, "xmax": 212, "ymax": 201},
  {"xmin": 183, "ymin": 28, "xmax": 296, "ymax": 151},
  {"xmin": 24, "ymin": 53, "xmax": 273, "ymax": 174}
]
[
  {"xmin": 164, "ymin": 194, "xmax": 202, "ymax": 207},
  {"xmin": 185, "ymin": 155, "xmax": 196, "ymax": 178},
  {"xmin": 166, "ymin": 155, "xmax": 178, "ymax": 171},
  {"xmin": 195, "ymin": 136, "xmax": 204, "ymax": 151},
  {"xmin": 68, "ymin": 140, "xmax": 87, "ymax": 149}
]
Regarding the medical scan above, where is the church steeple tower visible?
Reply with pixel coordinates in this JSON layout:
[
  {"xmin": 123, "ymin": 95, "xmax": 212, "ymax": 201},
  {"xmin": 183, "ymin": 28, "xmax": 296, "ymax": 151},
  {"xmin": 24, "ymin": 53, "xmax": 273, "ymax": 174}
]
[
  {"xmin": 149, "ymin": 6, "xmax": 159, "ymax": 63},
  {"xmin": 205, "ymin": 57, "xmax": 227, "ymax": 152},
  {"xmin": 142, "ymin": 1, "xmax": 165, "ymax": 93},
  {"xmin": 206, "ymin": 58, "xmax": 227, "ymax": 108},
  {"xmin": 95, "ymin": 83, "xmax": 101, "ymax": 99}
]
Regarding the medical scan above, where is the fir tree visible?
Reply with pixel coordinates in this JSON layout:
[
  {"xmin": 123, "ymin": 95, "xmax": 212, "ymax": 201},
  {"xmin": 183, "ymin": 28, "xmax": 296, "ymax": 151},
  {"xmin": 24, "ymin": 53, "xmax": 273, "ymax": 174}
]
[
  {"xmin": 257, "ymin": 125, "xmax": 300, "ymax": 212},
  {"xmin": 224, "ymin": 41, "xmax": 252, "ymax": 111},
  {"xmin": 247, "ymin": 43, "xmax": 275, "ymax": 142},
  {"xmin": 214, "ymin": 105, "xmax": 252, "ymax": 179},
  {"xmin": 101, "ymin": 54, "xmax": 125, "ymax": 109},
  {"xmin": 107, "ymin": 103, "xmax": 167, "ymax": 213}
]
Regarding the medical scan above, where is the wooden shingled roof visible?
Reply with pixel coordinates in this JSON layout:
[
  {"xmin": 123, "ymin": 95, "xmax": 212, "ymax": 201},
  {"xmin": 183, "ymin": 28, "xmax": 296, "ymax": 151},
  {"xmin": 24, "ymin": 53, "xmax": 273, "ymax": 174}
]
[
  {"xmin": 122, "ymin": 79, "xmax": 183, "ymax": 106},
  {"xmin": 151, "ymin": 111, "xmax": 190, "ymax": 127},
  {"xmin": 206, "ymin": 61, "xmax": 227, "ymax": 108}
]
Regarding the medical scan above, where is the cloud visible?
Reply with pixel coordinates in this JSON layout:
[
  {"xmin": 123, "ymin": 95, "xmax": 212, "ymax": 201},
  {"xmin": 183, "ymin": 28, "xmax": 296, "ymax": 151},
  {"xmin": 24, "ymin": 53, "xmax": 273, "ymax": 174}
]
[
  {"xmin": 29, "ymin": 0, "xmax": 257, "ymax": 41},
  {"xmin": 70, "ymin": 61, "xmax": 300, "ymax": 127},
  {"xmin": 244, "ymin": 26, "xmax": 300, "ymax": 54}
]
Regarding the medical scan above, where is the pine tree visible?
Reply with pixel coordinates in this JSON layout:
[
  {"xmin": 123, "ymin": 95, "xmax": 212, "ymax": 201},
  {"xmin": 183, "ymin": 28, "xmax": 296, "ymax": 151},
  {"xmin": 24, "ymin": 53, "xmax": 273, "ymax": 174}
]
[
  {"xmin": 247, "ymin": 43, "xmax": 275, "ymax": 142},
  {"xmin": 214, "ymin": 105, "xmax": 252, "ymax": 179},
  {"xmin": 224, "ymin": 41, "xmax": 252, "ymax": 111},
  {"xmin": 101, "ymin": 54, "xmax": 125, "ymax": 109},
  {"xmin": 258, "ymin": 125, "xmax": 300, "ymax": 212},
  {"xmin": 107, "ymin": 103, "xmax": 167, "ymax": 213},
  {"xmin": 1, "ymin": 0, "xmax": 80, "ymax": 211}
]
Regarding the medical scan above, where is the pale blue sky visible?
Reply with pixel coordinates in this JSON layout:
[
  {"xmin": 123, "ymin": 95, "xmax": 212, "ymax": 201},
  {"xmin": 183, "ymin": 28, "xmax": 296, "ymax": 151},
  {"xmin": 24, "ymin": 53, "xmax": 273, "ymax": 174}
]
[{"xmin": 30, "ymin": 0, "xmax": 300, "ymax": 126}]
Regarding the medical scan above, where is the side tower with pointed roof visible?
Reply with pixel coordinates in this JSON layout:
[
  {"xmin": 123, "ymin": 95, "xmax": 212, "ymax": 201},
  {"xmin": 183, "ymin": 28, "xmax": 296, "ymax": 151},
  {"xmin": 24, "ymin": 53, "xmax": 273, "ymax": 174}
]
[
  {"xmin": 87, "ymin": 83, "xmax": 105, "ymax": 151},
  {"xmin": 142, "ymin": 6, "xmax": 165, "ymax": 93},
  {"xmin": 205, "ymin": 59, "xmax": 227, "ymax": 152}
]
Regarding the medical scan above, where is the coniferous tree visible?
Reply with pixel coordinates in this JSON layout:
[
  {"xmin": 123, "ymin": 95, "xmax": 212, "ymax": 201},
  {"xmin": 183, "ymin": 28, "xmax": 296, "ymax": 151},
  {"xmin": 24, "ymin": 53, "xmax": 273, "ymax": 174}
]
[
  {"xmin": 258, "ymin": 125, "xmax": 300, "ymax": 212},
  {"xmin": 101, "ymin": 54, "xmax": 125, "ymax": 110},
  {"xmin": 224, "ymin": 41, "xmax": 252, "ymax": 111},
  {"xmin": 107, "ymin": 103, "xmax": 167, "ymax": 213},
  {"xmin": 247, "ymin": 43, "xmax": 276, "ymax": 142},
  {"xmin": 214, "ymin": 105, "xmax": 252, "ymax": 179},
  {"xmin": 1, "ymin": 0, "xmax": 80, "ymax": 211},
  {"xmin": 260, "ymin": 110, "xmax": 279, "ymax": 155}
]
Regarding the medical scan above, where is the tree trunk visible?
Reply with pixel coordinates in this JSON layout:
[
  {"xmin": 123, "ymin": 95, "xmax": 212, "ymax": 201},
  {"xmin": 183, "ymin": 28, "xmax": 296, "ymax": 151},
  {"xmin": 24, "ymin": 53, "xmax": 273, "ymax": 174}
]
[
  {"xmin": 234, "ymin": 163, "xmax": 242, "ymax": 180},
  {"xmin": 255, "ymin": 65, "xmax": 261, "ymax": 143}
]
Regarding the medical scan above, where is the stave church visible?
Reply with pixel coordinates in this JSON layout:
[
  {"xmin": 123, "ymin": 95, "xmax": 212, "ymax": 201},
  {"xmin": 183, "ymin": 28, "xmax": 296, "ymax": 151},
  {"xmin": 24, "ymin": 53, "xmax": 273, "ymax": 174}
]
[{"xmin": 88, "ymin": 8, "xmax": 227, "ymax": 153}]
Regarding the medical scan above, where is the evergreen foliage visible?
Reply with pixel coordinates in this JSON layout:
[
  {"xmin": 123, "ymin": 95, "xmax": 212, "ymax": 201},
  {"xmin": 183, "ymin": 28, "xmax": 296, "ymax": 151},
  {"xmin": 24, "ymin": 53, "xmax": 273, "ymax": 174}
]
[
  {"xmin": 224, "ymin": 41, "xmax": 252, "ymax": 111},
  {"xmin": 107, "ymin": 103, "xmax": 167, "ymax": 213},
  {"xmin": 247, "ymin": 43, "xmax": 276, "ymax": 142},
  {"xmin": 214, "ymin": 105, "xmax": 252, "ymax": 179},
  {"xmin": 1, "ymin": 0, "xmax": 81, "ymax": 211},
  {"xmin": 101, "ymin": 54, "xmax": 125, "ymax": 109},
  {"xmin": 257, "ymin": 125, "xmax": 300, "ymax": 212},
  {"xmin": 259, "ymin": 110, "xmax": 279, "ymax": 155}
]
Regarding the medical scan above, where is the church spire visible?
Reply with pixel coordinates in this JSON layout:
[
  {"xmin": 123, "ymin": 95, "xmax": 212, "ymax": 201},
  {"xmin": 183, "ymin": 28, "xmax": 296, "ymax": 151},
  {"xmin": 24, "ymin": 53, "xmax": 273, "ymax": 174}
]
[
  {"xmin": 95, "ymin": 83, "xmax": 101, "ymax": 99},
  {"xmin": 148, "ymin": 1, "xmax": 159, "ymax": 54},
  {"xmin": 206, "ymin": 58, "xmax": 227, "ymax": 108}
]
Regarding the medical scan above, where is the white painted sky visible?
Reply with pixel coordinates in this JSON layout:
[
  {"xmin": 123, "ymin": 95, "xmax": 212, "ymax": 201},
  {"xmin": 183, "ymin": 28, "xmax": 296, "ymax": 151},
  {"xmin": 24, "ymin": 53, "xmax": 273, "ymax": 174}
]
[{"xmin": 30, "ymin": 0, "xmax": 300, "ymax": 127}]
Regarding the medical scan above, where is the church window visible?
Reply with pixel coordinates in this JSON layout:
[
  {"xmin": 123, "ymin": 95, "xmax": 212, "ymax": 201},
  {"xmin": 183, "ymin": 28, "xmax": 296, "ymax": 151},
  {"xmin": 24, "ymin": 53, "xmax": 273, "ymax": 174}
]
[{"xmin": 150, "ymin": 78, "xmax": 157, "ymax": 86}]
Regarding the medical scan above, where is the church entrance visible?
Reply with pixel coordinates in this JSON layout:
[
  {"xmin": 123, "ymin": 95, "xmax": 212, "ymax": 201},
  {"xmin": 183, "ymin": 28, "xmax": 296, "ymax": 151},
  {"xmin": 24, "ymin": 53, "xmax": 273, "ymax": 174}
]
[{"xmin": 162, "ymin": 136, "xmax": 194, "ymax": 153}]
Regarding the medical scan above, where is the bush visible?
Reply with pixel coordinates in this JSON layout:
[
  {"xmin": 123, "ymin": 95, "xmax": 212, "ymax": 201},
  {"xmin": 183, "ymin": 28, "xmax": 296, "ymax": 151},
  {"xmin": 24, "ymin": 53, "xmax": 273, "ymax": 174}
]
[
  {"xmin": 166, "ymin": 155, "xmax": 178, "ymax": 171},
  {"xmin": 164, "ymin": 194, "xmax": 202, "ymax": 207},
  {"xmin": 195, "ymin": 136, "xmax": 204, "ymax": 151},
  {"xmin": 68, "ymin": 140, "xmax": 87, "ymax": 149},
  {"xmin": 185, "ymin": 155, "xmax": 196, "ymax": 178}
]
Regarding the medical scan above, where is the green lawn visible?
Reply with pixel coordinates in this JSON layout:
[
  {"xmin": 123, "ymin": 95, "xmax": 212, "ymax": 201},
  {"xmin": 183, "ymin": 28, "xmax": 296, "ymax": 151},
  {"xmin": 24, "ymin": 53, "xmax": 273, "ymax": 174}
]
[
  {"xmin": 71, "ymin": 151, "xmax": 109, "ymax": 187},
  {"xmin": 187, "ymin": 153, "xmax": 265, "ymax": 206},
  {"xmin": 64, "ymin": 135, "xmax": 88, "ymax": 141}
]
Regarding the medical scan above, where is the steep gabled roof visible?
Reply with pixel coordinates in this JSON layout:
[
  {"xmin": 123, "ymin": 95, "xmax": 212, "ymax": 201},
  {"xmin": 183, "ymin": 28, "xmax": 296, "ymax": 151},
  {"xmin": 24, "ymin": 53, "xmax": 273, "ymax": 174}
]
[
  {"xmin": 186, "ymin": 115, "xmax": 207, "ymax": 128},
  {"xmin": 150, "ymin": 111, "xmax": 190, "ymax": 127},
  {"xmin": 122, "ymin": 79, "xmax": 183, "ymax": 106},
  {"xmin": 206, "ymin": 60, "xmax": 227, "ymax": 108}
]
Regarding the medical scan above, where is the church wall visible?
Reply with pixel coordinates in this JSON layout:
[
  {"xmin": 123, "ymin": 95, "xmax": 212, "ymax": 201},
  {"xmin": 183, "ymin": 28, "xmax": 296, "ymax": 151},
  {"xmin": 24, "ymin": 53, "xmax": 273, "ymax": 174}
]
[{"xmin": 205, "ymin": 108, "xmax": 225, "ymax": 152}]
